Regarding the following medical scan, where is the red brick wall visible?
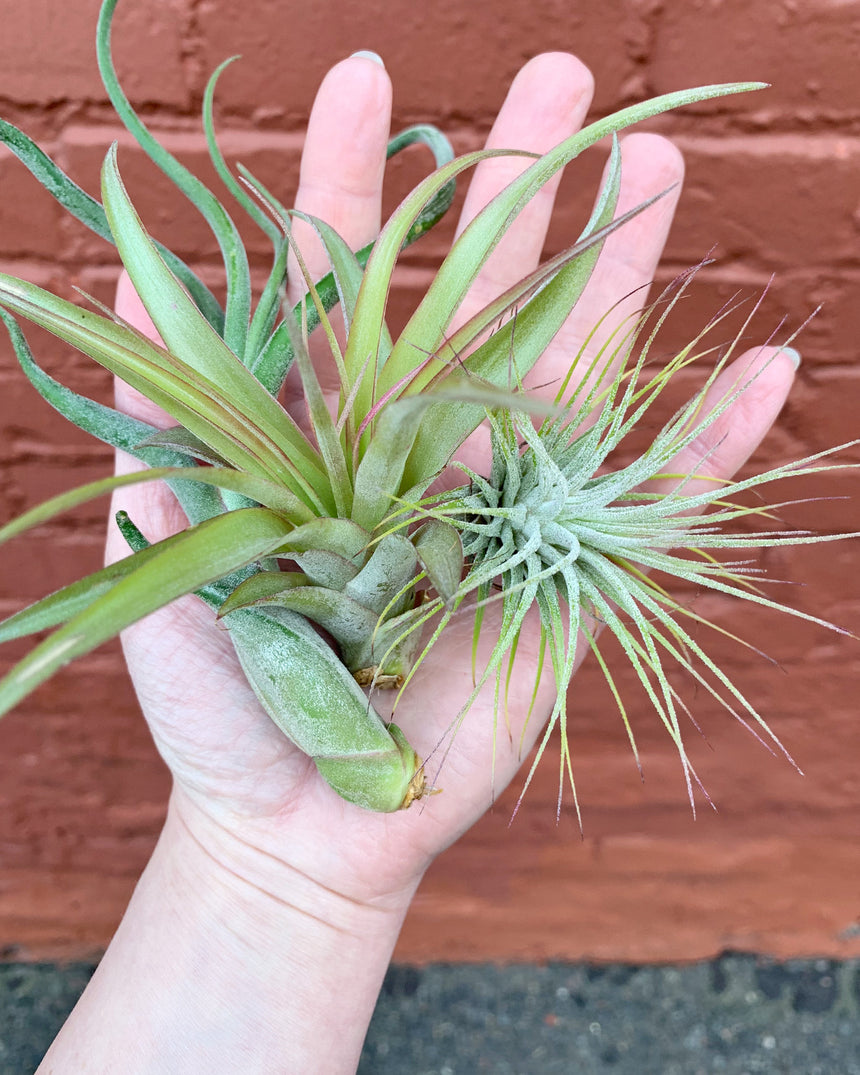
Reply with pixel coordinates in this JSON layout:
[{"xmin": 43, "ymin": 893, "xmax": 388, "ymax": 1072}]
[{"xmin": 1, "ymin": 0, "xmax": 859, "ymax": 963}]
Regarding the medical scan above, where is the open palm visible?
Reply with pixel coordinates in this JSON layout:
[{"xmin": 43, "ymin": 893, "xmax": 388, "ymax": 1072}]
[{"xmin": 105, "ymin": 52, "xmax": 796, "ymax": 908}]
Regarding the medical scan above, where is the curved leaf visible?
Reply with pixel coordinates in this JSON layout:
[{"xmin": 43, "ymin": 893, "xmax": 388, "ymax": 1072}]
[
  {"xmin": 386, "ymin": 124, "xmax": 457, "ymax": 245},
  {"xmin": 203, "ymin": 56, "xmax": 282, "ymax": 245},
  {"xmin": 101, "ymin": 148, "xmax": 331, "ymax": 501},
  {"xmin": 381, "ymin": 83, "xmax": 766, "ymax": 402},
  {"xmin": 0, "ymin": 117, "xmax": 224, "ymax": 330},
  {"xmin": 0, "ymin": 466, "xmax": 305, "ymax": 548},
  {"xmin": 96, "ymin": 0, "xmax": 250, "ymax": 352},
  {"xmin": 0, "ymin": 508, "xmax": 295, "ymax": 720},
  {"xmin": 227, "ymin": 608, "xmax": 422, "ymax": 811}
]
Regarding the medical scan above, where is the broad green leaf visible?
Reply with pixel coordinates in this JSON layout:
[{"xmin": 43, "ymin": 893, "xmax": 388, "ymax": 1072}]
[
  {"xmin": 226, "ymin": 608, "xmax": 421, "ymax": 811},
  {"xmin": 224, "ymin": 579, "xmax": 424, "ymax": 683},
  {"xmin": 0, "ymin": 117, "xmax": 224, "ymax": 331},
  {"xmin": 0, "ymin": 272, "xmax": 328, "ymax": 510},
  {"xmin": 380, "ymin": 83, "xmax": 766, "ymax": 402},
  {"xmin": 0, "ymin": 507, "xmax": 296, "ymax": 720},
  {"xmin": 0, "ymin": 278, "xmax": 271, "ymax": 479},
  {"xmin": 217, "ymin": 571, "xmax": 311, "ymax": 617},
  {"xmin": 274, "ymin": 517, "xmax": 371, "ymax": 588},
  {"xmin": 275, "ymin": 516, "xmax": 371, "ymax": 560},
  {"xmin": 413, "ymin": 520, "xmax": 464, "ymax": 603},
  {"xmin": 344, "ymin": 534, "xmax": 418, "ymax": 617},
  {"xmin": 226, "ymin": 582, "xmax": 381, "ymax": 650},
  {"xmin": 271, "ymin": 516, "xmax": 370, "ymax": 587},
  {"xmin": 290, "ymin": 550, "xmax": 361, "ymax": 590},
  {"xmin": 96, "ymin": 0, "xmax": 250, "ymax": 352},
  {"xmin": 100, "ymin": 148, "xmax": 332, "ymax": 509},
  {"xmin": 113, "ymin": 509, "xmax": 254, "ymax": 610},
  {"xmin": 346, "ymin": 147, "xmax": 537, "ymax": 425},
  {"xmin": 351, "ymin": 395, "xmax": 433, "ymax": 533},
  {"xmin": 0, "ymin": 466, "xmax": 305, "ymax": 548}
]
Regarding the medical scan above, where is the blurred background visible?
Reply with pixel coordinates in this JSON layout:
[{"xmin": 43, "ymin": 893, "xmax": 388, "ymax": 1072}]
[{"xmin": 0, "ymin": 0, "xmax": 859, "ymax": 981}]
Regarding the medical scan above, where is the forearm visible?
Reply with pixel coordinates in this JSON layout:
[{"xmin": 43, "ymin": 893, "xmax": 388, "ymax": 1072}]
[{"xmin": 38, "ymin": 793, "xmax": 417, "ymax": 1074}]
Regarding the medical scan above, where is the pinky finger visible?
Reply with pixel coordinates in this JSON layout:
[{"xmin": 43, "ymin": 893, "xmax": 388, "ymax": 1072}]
[{"xmin": 654, "ymin": 346, "xmax": 800, "ymax": 498}]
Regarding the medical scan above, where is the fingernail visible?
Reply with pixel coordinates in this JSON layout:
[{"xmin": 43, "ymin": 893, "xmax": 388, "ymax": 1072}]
[
  {"xmin": 351, "ymin": 50, "xmax": 385, "ymax": 67},
  {"xmin": 779, "ymin": 346, "xmax": 802, "ymax": 370}
]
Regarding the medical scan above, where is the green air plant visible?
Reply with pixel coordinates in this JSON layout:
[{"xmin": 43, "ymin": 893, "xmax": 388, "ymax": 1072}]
[
  {"xmin": 0, "ymin": 0, "xmax": 852, "ymax": 815},
  {"xmin": 408, "ymin": 275, "xmax": 856, "ymax": 822}
]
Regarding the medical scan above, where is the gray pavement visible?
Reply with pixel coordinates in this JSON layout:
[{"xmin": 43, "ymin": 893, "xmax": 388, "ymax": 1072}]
[{"xmin": 2, "ymin": 955, "xmax": 858, "ymax": 1073}]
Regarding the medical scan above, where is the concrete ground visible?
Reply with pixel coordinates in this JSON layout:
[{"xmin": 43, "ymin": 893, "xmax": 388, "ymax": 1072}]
[{"xmin": 2, "ymin": 955, "xmax": 858, "ymax": 1074}]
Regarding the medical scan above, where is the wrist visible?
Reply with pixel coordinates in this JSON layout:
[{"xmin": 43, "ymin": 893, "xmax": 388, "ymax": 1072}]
[
  {"xmin": 152, "ymin": 791, "xmax": 418, "ymax": 1070},
  {"xmin": 168, "ymin": 786, "xmax": 421, "ymax": 930},
  {"xmin": 41, "ymin": 789, "xmax": 419, "ymax": 1074}
]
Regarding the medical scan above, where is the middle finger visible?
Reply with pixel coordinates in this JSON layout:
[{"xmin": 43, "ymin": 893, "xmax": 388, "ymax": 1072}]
[{"xmin": 450, "ymin": 52, "xmax": 595, "ymax": 333}]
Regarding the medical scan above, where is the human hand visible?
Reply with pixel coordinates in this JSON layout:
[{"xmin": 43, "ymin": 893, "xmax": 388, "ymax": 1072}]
[
  {"xmin": 106, "ymin": 51, "xmax": 797, "ymax": 903},
  {"xmin": 35, "ymin": 50, "xmax": 800, "ymax": 1075}
]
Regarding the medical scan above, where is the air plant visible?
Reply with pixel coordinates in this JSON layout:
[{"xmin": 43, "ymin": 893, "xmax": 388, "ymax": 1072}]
[
  {"xmin": 407, "ymin": 275, "xmax": 855, "ymax": 822},
  {"xmin": 0, "ymin": 0, "xmax": 852, "ymax": 816}
]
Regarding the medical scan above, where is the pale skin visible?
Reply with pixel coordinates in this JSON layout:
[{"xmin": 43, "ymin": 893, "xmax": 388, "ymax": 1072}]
[{"xmin": 38, "ymin": 52, "xmax": 798, "ymax": 1073}]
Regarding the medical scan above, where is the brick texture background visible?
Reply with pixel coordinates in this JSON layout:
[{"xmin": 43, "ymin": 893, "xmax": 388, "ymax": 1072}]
[{"xmin": 1, "ymin": 0, "xmax": 860, "ymax": 964}]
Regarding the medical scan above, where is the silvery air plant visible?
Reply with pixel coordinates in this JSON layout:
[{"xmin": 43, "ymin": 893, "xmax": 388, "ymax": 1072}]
[{"xmin": 0, "ymin": 0, "xmax": 854, "ymax": 819}]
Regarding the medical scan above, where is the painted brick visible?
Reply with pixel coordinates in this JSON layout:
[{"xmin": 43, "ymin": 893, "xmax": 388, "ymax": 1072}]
[
  {"xmin": 0, "ymin": 370, "xmax": 112, "ymax": 456},
  {"xmin": 399, "ymin": 831, "xmax": 860, "ymax": 962},
  {"xmin": 0, "ymin": 869, "xmax": 137, "ymax": 961},
  {"xmin": 1, "ymin": 632, "xmax": 860, "ymax": 961},
  {"xmin": 0, "ymin": 147, "xmax": 65, "ymax": 258},
  {"xmin": 1, "ymin": 0, "xmax": 860, "ymax": 971},
  {"xmin": 642, "ymin": 268, "xmax": 860, "ymax": 367},
  {"xmin": 650, "ymin": 0, "xmax": 860, "ymax": 120},
  {"xmin": 0, "ymin": 0, "xmax": 187, "ymax": 107},
  {"xmin": 782, "ymin": 366, "xmax": 860, "ymax": 453},
  {"xmin": 667, "ymin": 134, "xmax": 860, "ymax": 270},
  {"xmin": 59, "ymin": 124, "xmax": 304, "ymax": 262},
  {"xmin": 194, "ymin": 0, "xmax": 638, "ymax": 121},
  {"xmin": 790, "ymin": 271, "xmax": 860, "ymax": 361},
  {"xmin": 537, "ymin": 133, "xmax": 860, "ymax": 274},
  {"xmin": 0, "ymin": 637, "xmax": 858, "ymax": 960},
  {"xmin": 0, "ymin": 530, "xmax": 104, "ymax": 603}
]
